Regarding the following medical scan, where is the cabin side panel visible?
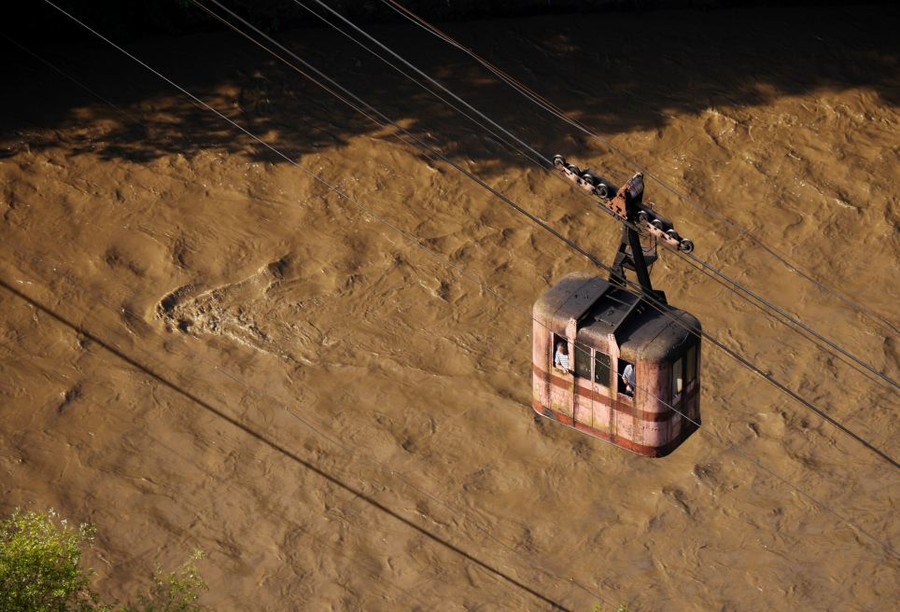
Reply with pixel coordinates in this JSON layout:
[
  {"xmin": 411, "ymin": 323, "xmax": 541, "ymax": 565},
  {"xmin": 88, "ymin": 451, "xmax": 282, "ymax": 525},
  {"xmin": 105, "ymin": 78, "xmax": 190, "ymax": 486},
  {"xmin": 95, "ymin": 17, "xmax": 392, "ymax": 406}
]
[
  {"xmin": 685, "ymin": 343, "xmax": 701, "ymax": 426},
  {"xmin": 589, "ymin": 387, "xmax": 613, "ymax": 436},
  {"xmin": 532, "ymin": 319, "xmax": 551, "ymax": 414},
  {"xmin": 550, "ymin": 372, "xmax": 574, "ymax": 420},
  {"xmin": 634, "ymin": 361, "xmax": 670, "ymax": 448},
  {"xmin": 614, "ymin": 409, "xmax": 635, "ymax": 446},
  {"xmin": 574, "ymin": 377, "xmax": 594, "ymax": 429}
]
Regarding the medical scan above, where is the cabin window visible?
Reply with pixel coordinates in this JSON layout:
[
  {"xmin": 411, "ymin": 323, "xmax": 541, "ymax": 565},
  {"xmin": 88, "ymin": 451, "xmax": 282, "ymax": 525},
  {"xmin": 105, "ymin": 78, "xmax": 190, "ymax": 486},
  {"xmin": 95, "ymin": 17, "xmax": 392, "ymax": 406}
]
[
  {"xmin": 618, "ymin": 359, "xmax": 635, "ymax": 397},
  {"xmin": 552, "ymin": 334, "xmax": 569, "ymax": 374},
  {"xmin": 671, "ymin": 344, "xmax": 698, "ymax": 401},
  {"xmin": 594, "ymin": 352, "xmax": 611, "ymax": 387},
  {"xmin": 672, "ymin": 357, "xmax": 684, "ymax": 401},
  {"xmin": 686, "ymin": 344, "xmax": 697, "ymax": 388},
  {"xmin": 574, "ymin": 344, "xmax": 592, "ymax": 380}
]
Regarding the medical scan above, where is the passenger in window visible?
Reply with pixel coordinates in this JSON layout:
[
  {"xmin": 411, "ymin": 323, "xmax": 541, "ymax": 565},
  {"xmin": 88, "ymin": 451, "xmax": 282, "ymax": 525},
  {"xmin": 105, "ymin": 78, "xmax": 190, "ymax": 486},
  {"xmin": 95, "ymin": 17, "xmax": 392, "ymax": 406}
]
[
  {"xmin": 554, "ymin": 342, "xmax": 570, "ymax": 374},
  {"xmin": 621, "ymin": 363, "xmax": 635, "ymax": 396}
]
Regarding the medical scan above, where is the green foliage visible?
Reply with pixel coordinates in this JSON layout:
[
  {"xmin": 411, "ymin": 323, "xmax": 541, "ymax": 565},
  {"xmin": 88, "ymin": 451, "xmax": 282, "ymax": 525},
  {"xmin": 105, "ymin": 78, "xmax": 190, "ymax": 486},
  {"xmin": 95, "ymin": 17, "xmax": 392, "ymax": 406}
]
[
  {"xmin": 125, "ymin": 550, "xmax": 207, "ymax": 612},
  {"xmin": 0, "ymin": 509, "xmax": 99, "ymax": 612},
  {"xmin": 0, "ymin": 509, "xmax": 206, "ymax": 612}
]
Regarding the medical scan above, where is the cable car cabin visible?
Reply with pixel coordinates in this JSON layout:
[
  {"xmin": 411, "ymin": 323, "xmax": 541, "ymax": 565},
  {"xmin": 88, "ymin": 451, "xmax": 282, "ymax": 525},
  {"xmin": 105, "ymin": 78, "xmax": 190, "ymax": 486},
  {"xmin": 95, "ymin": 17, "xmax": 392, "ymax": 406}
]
[{"xmin": 532, "ymin": 272, "xmax": 701, "ymax": 457}]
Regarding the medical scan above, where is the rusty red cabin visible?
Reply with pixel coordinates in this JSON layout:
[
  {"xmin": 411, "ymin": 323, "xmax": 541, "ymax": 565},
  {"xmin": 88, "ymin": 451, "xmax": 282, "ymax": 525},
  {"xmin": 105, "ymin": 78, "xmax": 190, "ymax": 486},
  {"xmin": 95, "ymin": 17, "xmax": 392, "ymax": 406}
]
[{"xmin": 533, "ymin": 272, "xmax": 701, "ymax": 457}]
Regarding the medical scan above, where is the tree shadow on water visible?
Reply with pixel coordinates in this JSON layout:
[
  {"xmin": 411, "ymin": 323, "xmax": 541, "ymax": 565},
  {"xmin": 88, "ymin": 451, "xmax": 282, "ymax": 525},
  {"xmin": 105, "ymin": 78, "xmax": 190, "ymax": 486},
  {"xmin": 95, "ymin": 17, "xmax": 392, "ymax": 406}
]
[{"xmin": 0, "ymin": 3, "xmax": 896, "ymax": 171}]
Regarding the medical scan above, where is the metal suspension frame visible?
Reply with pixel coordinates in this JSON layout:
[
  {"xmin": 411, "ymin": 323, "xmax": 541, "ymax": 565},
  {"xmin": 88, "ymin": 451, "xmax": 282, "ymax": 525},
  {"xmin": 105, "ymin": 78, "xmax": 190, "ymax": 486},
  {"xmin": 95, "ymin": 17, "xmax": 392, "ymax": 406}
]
[{"xmin": 553, "ymin": 155, "xmax": 694, "ymax": 302}]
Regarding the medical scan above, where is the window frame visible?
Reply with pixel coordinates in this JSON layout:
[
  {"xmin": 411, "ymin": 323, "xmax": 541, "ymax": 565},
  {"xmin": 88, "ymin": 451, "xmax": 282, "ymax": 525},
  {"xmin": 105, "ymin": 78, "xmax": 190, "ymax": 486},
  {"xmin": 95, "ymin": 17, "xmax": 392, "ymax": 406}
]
[
  {"xmin": 685, "ymin": 344, "xmax": 698, "ymax": 391},
  {"xmin": 551, "ymin": 333, "xmax": 570, "ymax": 375},
  {"xmin": 618, "ymin": 358, "xmax": 635, "ymax": 399},
  {"xmin": 672, "ymin": 343, "xmax": 701, "ymax": 403},
  {"xmin": 573, "ymin": 343, "xmax": 592, "ymax": 380},
  {"xmin": 593, "ymin": 351, "xmax": 611, "ymax": 387},
  {"xmin": 672, "ymin": 356, "xmax": 684, "ymax": 403}
]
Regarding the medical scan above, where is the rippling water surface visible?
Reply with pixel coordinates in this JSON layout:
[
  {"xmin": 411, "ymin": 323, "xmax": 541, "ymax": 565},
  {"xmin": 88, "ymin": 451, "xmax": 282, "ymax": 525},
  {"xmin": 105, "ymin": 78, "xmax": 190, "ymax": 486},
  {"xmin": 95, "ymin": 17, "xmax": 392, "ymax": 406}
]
[{"xmin": 0, "ymin": 4, "xmax": 897, "ymax": 609}]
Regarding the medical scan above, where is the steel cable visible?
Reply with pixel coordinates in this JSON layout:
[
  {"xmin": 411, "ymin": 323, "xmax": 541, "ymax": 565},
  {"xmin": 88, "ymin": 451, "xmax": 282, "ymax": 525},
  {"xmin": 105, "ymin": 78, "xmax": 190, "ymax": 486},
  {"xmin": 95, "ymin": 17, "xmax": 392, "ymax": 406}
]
[
  {"xmin": 377, "ymin": 0, "xmax": 899, "ymax": 339},
  {"xmin": 291, "ymin": 0, "xmax": 553, "ymax": 169},
  {"xmin": 13, "ymin": 8, "xmax": 613, "ymax": 606},
  {"xmin": 22, "ymin": 0, "xmax": 900, "ymax": 560},
  {"xmin": 25, "ymin": 2, "xmax": 900, "ymax": 585},
  {"xmin": 0, "ymin": 338, "xmax": 440, "ymax": 607},
  {"xmin": 361, "ymin": 0, "xmax": 898, "ymax": 391},
  {"xmin": 188, "ymin": 0, "xmax": 898, "ymax": 467}
]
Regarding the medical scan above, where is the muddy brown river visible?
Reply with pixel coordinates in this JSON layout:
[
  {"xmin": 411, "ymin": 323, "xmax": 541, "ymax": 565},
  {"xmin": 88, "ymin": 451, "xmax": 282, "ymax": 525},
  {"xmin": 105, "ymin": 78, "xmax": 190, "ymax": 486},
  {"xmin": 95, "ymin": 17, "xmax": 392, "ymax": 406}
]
[{"xmin": 1, "ymin": 4, "xmax": 897, "ymax": 610}]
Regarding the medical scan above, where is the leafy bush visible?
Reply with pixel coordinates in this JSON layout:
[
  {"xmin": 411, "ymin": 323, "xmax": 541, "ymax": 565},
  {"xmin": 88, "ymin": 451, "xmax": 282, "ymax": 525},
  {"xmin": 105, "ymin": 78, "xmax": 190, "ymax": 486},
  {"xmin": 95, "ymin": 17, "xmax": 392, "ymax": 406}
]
[
  {"xmin": 0, "ymin": 509, "xmax": 99, "ymax": 611},
  {"xmin": 124, "ymin": 551, "xmax": 206, "ymax": 612},
  {"xmin": 0, "ymin": 509, "xmax": 206, "ymax": 612}
]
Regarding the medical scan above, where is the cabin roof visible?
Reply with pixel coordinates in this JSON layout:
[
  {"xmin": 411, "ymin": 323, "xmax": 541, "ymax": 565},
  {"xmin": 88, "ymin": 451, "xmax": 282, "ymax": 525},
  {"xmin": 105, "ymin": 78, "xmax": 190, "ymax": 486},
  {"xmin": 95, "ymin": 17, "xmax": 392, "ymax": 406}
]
[
  {"xmin": 606, "ymin": 306, "xmax": 700, "ymax": 362},
  {"xmin": 532, "ymin": 272, "xmax": 611, "ymax": 330},
  {"xmin": 535, "ymin": 273, "xmax": 701, "ymax": 362},
  {"xmin": 586, "ymin": 286, "xmax": 641, "ymax": 330}
]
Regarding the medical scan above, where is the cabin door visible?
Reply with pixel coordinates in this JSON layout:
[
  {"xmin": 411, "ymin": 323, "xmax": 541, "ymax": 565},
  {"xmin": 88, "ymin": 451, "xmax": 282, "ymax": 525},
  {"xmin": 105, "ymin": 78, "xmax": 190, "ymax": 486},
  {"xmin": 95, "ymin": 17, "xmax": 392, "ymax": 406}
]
[
  {"xmin": 606, "ymin": 333, "xmax": 620, "ymax": 439},
  {"xmin": 550, "ymin": 333, "xmax": 575, "ymax": 422},
  {"xmin": 573, "ymin": 342, "xmax": 593, "ymax": 431},
  {"xmin": 592, "ymin": 350, "xmax": 613, "ymax": 437}
]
